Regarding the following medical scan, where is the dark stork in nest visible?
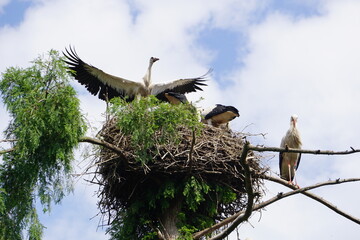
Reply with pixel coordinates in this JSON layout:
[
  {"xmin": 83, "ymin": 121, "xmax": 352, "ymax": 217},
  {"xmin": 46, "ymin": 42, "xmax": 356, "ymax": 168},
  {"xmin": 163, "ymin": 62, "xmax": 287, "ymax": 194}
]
[
  {"xmin": 201, "ymin": 104, "xmax": 239, "ymax": 127},
  {"xmin": 160, "ymin": 92, "xmax": 188, "ymax": 105},
  {"xmin": 279, "ymin": 114, "xmax": 302, "ymax": 186},
  {"xmin": 63, "ymin": 47, "xmax": 208, "ymax": 102}
]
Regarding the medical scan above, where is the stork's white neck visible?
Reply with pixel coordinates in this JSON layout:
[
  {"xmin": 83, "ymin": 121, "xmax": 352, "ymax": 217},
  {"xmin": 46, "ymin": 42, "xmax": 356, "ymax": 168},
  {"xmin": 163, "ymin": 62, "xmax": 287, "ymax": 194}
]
[
  {"xmin": 143, "ymin": 61, "xmax": 155, "ymax": 89},
  {"xmin": 288, "ymin": 124, "xmax": 302, "ymax": 147}
]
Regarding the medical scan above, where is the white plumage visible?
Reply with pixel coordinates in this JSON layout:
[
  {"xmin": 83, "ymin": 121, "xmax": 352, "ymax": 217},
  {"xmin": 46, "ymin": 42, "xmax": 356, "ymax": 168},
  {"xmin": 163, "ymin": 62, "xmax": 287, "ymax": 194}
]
[{"xmin": 279, "ymin": 115, "xmax": 302, "ymax": 184}]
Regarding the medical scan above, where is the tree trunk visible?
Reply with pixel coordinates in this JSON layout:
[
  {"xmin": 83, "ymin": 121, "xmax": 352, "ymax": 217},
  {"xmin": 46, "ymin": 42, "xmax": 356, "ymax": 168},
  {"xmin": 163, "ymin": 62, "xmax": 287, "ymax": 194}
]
[{"xmin": 158, "ymin": 197, "xmax": 182, "ymax": 240}]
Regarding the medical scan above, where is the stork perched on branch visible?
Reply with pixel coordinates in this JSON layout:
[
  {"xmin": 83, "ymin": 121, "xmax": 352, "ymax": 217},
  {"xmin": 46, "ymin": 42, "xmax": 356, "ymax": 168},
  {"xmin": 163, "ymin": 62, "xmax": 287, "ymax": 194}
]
[
  {"xmin": 63, "ymin": 47, "xmax": 208, "ymax": 102},
  {"xmin": 279, "ymin": 114, "xmax": 302, "ymax": 186}
]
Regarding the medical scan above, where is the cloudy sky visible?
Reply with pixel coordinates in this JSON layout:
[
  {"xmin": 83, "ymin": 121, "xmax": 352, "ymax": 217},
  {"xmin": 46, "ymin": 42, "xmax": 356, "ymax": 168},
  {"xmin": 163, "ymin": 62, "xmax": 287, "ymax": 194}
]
[{"xmin": 1, "ymin": 0, "xmax": 360, "ymax": 239}]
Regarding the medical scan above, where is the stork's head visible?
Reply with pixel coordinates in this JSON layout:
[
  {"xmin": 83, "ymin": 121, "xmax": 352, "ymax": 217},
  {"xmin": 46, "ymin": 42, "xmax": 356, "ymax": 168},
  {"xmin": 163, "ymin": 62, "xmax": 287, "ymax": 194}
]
[
  {"xmin": 226, "ymin": 106, "xmax": 240, "ymax": 117},
  {"xmin": 290, "ymin": 114, "xmax": 298, "ymax": 128},
  {"xmin": 150, "ymin": 57, "xmax": 159, "ymax": 65}
]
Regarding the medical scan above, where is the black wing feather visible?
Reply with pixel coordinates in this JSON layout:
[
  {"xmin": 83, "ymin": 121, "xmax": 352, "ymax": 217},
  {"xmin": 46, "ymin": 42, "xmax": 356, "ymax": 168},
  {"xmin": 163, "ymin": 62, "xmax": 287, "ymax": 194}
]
[
  {"xmin": 279, "ymin": 152, "xmax": 283, "ymax": 176},
  {"xmin": 204, "ymin": 104, "xmax": 227, "ymax": 119},
  {"xmin": 295, "ymin": 153, "xmax": 301, "ymax": 170},
  {"xmin": 63, "ymin": 46, "xmax": 131, "ymax": 101},
  {"xmin": 151, "ymin": 69, "xmax": 210, "ymax": 96},
  {"xmin": 167, "ymin": 78, "xmax": 207, "ymax": 94}
]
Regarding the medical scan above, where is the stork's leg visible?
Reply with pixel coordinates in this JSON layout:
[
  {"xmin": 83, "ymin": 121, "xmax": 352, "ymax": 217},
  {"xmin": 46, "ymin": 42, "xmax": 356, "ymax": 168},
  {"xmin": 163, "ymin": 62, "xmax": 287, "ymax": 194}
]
[
  {"xmin": 293, "ymin": 172, "xmax": 300, "ymax": 189},
  {"xmin": 287, "ymin": 164, "xmax": 292, "ymax": 185},
  {"xmin": 288, "ymin": 164, "xmax": 300, "ymax": 188}
]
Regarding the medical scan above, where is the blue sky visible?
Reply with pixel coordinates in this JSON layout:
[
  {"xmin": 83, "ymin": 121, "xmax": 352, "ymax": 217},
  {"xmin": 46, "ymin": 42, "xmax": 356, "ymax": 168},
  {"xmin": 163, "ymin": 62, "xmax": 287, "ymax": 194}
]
[
  {"xmin": 0, "ymin": 0, "xmax": 31, "ymax": 26},
  {"xmin": 1, "ymin": 0, "xmax": 360, "ymax": 239}
]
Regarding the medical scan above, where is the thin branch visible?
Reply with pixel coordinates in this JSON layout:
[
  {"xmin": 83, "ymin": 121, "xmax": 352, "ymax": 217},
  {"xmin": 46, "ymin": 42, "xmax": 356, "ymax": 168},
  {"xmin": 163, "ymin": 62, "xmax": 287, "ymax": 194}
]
[
  {"xmin": 187, "ymin": 129, "xmax": 196, "ymax": 169},
  {"xmin": 249, "ymin": 144, "xmax": 360, "ymax": 155},
  {"xmin": 0, "ymin": 139, "xmax": 17, "ymax": 143},
  {"xmin": 194, "ymin": 141, "xmax": 255, "ymax": 240},
  {"xmin": 193, "ymin": 177, "xmax": 360, "ymax": 238},
  {"xmin": 0, "ymin": 148, "xmax": 15, "ymax": 155},
  {"xmin": 261, "ymin": 175, "xmax": 360, "ymax": 224},
  {"xmin": 0, "ymin": 139, "xmax": 17, "ymax": 155},
  {"xmin": 1, "ymin": 136, "xmax": 128, "ymax": 160},
  {"xmin": 79, "ymin": 136, "xmax": 127, "ymax": 161},
  {"xmin": 0, "ymin": 136, "xmax": 127, "ymax": 159}
]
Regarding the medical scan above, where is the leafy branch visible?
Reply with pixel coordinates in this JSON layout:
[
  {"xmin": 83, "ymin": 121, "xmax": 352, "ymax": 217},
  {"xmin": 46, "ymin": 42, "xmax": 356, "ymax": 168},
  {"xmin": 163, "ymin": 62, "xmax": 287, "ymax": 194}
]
[{"xmin": 0, "ymin": 50, "xmax": 87, "ymax": 239}]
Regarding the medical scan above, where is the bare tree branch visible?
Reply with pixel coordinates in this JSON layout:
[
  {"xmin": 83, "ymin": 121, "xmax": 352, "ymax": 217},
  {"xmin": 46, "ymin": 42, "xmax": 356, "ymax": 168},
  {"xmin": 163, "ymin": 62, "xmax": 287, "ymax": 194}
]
[
  {"xmin": 249, "ymin": 144, "xmax": 360, "ymax": 155},
  {"xmin": 0, "ymin": 137, "xmax": 127, "ymax": 158},
  {"xmin": 0, "ymin": 139, "xmax": 17, "ymax": 143},
  {"xmin": 0, "ymin": 148, "xmax": 15, "ymax": 155},
  {"xmin": 193, "ymin": 177, "xmax": 360, "ymax": 238},
  {"xmin": 0, "ymin": 140, "xmax": 16, "ymax": 155},
  {"xmin": 79, "ymin": 136, "xmax": 127, "ymax": 161},
  {"xmin": 260, "ymin": 175, "xmax": 360, "ymax": 224},
  {"xmin": 187, "ymin": 129, "xmax": 196, "ymax": 169}
]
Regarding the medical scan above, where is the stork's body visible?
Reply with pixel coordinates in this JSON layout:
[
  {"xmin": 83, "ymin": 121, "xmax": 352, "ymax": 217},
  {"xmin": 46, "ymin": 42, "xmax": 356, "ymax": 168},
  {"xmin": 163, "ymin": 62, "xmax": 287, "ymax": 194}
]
[
  {"xmin": 201, "ymin": 104, "xmax": 239, "ymax": 127},
  {"xmin": 63, "ymin": 47, "xmax": 208, "ymax": 102},
  {"xmin": 164, "ymin": 92, "xmax": 188, "ymax": 104},
  {"xmin": 279, "ymin": 115, "xmax": 302, "ymax": 184}
]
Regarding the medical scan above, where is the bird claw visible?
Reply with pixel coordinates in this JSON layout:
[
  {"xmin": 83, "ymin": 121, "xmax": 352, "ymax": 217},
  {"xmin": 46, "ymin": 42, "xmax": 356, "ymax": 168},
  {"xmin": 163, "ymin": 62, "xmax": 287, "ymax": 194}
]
[{"xmin": 287, "ymin": 181, "xmax": 300, "ymax": 189}]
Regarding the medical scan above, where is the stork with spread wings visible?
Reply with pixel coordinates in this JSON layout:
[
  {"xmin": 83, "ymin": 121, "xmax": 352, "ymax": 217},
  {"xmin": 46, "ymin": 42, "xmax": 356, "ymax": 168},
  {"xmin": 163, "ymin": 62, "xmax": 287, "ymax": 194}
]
[{"xmin": 63, "ymin": 47, "xmax": 208, "ymax": 102}]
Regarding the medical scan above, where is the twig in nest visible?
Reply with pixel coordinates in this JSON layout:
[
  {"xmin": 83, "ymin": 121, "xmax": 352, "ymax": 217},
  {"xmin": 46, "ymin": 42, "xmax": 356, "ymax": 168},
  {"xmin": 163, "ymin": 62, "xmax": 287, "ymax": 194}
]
[{"xmin": 187, "ymin": 129, "xmax": 196, "ymax": 169}]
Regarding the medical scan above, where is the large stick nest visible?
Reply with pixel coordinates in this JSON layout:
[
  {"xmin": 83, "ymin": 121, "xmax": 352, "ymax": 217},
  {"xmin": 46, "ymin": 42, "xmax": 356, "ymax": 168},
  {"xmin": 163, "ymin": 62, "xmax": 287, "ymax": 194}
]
[{"xmin": 92, "ymin": 117, "xmax": 267, "ymax": 225}]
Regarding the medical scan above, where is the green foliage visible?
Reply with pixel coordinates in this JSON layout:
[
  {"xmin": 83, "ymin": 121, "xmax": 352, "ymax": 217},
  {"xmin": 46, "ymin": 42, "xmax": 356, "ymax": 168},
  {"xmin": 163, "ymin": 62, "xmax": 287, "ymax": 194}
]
[
  {"xmin": 0, "ymin": 50, "xmax": 86, "ymax": 239},
  {"xmin": 183, "ymin": 176, "xmax": 210, "ymax": 211},
  {"xmin": 108, "ymin": 176, "xmax": 238, "ymax": 240},
  {"xmin": 178, "ymin": 225, "xmax": 197, "ymax": 240},
  {"xmin": 27, "ymin": 209, "xmax": 43, "ymax": 240},
  {"xmin": 108, "ymin": 177, "xmax": 180, "ymax": 240},
  {"xmin": 0, "ymin": 188, "xmax": 6, "ymax": 239},
  {"xmin": 110, "ymin": 96, "xmax": 202, "ymax": 163}
]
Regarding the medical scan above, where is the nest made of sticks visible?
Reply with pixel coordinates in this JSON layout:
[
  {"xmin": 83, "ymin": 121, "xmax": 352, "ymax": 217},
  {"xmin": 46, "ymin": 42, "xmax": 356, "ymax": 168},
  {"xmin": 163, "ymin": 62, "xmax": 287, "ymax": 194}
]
[{"xmin": 92, "ymin": 117, "xmax": 267, "ymax": 225}]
